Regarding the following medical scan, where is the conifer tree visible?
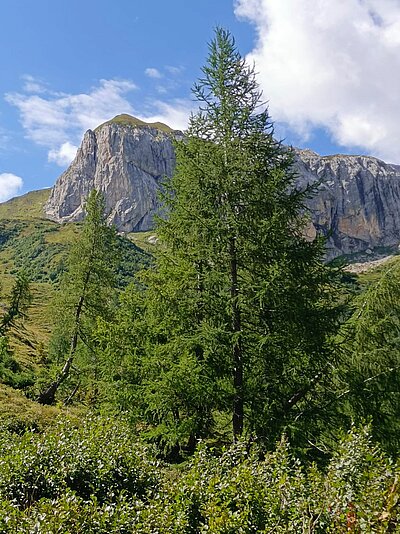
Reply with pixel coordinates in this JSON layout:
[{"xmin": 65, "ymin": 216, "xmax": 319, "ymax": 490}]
[
  {"xmin": 343, "ymin": 257, "xmax": 400, "ymax": 453},
  {"xmin": 38, "ymin": 190, "xmax": 118, "ymax": 405},
  {"xmin": 102, "ymin": 29, "xmax": 340, "ymax": 450},
  {"xmin": 0, "ymin": 269, "xmax": 32, "ymax": 335},
  {"xmin": 0, "ymin": 270, "xmax": 33, "ymax": 388}
]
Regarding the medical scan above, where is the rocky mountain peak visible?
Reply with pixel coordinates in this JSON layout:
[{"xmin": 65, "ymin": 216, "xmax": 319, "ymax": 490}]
[
  {"xmin": 294, "ymin": 149, "xmax": 400, "ymax": 258},
  {"xmin": 45, "ymin": 115, "xmax": 182, "ymax": 232}
]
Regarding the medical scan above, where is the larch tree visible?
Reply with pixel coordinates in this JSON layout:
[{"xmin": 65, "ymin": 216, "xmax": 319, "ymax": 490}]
[
  {"xmin": 342, "ymin": 257, "xmax": 400, "ymax": 454},
  {"xmin": 37, "ymin": 190, "xmax": 118, "ymax": 405},
  {"xmin": 100, "ymin": 28, "xmax": 341, "ymax": 451},
  {"xmin": 0, "ymin": 269, "xmax": 32, "ymax": 336}
]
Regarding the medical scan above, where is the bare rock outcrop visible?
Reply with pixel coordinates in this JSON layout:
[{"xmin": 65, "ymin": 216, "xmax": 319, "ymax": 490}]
[
  {"xmin": 45, "ymin": 115, "xmax": 182, "ymax": 232},
  {"xmin": 296, "ymin": 149, "xmax": 400, "ymax": 258}
]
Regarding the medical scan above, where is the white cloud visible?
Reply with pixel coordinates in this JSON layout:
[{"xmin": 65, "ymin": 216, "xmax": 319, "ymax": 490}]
[
  {"xmin": 6, "ymin": 78, "xmax": 193, "ymax": 167},
  {"xmin": 235, "ymin": 0, "xmax": 400, "ymax": 162},
  {"xmin": 21, "ymin": 74, "xmax": 47, "ymax": 94},
  {"xmin": 142, "ymin": 99, "xmax": 192, "ymax": 131},
  {"xmin": 165, "ymin": 65, "xmax": 184, "ymax": 75},
  {"xmin": 48, "ymin": 142, "xmax": 78, "ymax": 166},
  {"xmin": 145, "ymin": 67, "xmax": 162, "ymax": 79},
  {"xmin": 6, "ymin": 79, "xmax": 137, "ymax": 167},
  {"xmin": 0, "ymin": 173, "xmax": 23, "ymax": 202}
]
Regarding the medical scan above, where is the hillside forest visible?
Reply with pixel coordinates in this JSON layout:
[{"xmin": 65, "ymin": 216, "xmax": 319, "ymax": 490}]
[{"xmin": 0, "ymin": 29, "xmax": 399, "ymax": 532}]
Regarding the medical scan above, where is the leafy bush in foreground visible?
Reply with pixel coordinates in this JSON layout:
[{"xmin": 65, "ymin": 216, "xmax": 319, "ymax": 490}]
[
  {"xmin": 0, "ymin": 420, "xmax": 398, "ymax": 533},
  {"xmin": 0, "ymin": 416, "xmax": 158, "ymax": 509}
]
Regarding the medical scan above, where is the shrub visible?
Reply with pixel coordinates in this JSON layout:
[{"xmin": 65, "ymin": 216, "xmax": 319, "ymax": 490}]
[
  {"xmin": 0, "ymin": 421, "xmax": 398, "ymax": 532},
  {"xmin": 0, "ymin": 416, "xmax": 158, "ymax": 509}
]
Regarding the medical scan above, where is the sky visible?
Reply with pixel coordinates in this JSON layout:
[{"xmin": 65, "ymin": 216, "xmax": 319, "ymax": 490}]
[{"xmin": 1, "ymin": 0, "xmax": 400, "ymax": 202}]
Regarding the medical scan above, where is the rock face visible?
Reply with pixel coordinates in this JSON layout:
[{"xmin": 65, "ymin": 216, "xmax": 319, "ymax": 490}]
[
  {"xmin": 45, "ymin": 115, "xmax": 182, "ymax": 232},
  {"xmin": 295, "ymin": 149, "xmax": 400, "ymax": 258},
  {"xmin": 46, "ymin": 115, "xmax": 400, "ymax": 258}
]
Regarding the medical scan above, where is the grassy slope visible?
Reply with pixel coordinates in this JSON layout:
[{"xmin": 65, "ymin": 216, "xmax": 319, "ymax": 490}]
[
  {"xmin": 0, "ymin": 188, "xmax": 50, "ymax": 220},
  {"xmin": 0, "ymin": 189, "xmax": 149, "ymax": 375},
  {"xmin": 95, "ymin": 113, "xmax": 176, "ymax": 134},
  {"xmin": 0, "ymin": 191, "xmax": 59, "ymax": 373},
  {"xmin": 0, "ymin": 383, "xmax": 60, "ymax": 430}
]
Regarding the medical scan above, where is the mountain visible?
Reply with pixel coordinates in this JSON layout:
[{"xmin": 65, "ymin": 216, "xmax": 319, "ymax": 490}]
[
  {"xmin": 27, "ymin": 113, "xmax": 400, "ymax": 258},
  {"xmin": 0, "ymin": 189, "xmax": 150, "ymax": 372},
  {"xmin": 45, "ymin": 114, "xmax": 182, "ymax": 232},
  {"xmin": 296, "ymin": 149, "xmax": 400, "ymax": 258}
]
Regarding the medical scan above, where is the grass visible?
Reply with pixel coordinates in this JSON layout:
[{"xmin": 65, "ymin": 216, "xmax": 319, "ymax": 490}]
[
  {"xmin": 127, "ymin": 230, "xmax": 159, "ymax": 253},
  {"xmin": 357, "ymin": 254, "xmax": 400, "ymax": 286},
  {"xmin": 0, "ymin": 191, "xmax": 150, "ymax": 375},
  {"xmin": 0, "ymin": 189, "xmax": 50, "ymax": 220},
  {"xmin": 96, "ymin": 113, "xmax": 176, "ymax": 134},
  {"xmin": 0, "ymin": 382, "xmax": 60, "ymax": 431}
]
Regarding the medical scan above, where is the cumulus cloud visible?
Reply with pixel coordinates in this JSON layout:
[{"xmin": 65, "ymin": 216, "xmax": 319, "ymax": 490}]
[
  {"xmin": 235, "ymin": 0, "xmax": 400, "ymax": 162},
  {"xmin": 0, "ymin": 173, "xmax": 23, "ymax": 202},
  {"xmin": 145, "ymin": 67, "xmax": 162, "ymax": 79},
  {"xmin": 21, "ymin": 74, "xmax": 47, "ymax": 94},
  {"xmin": 6, "ymin": 79, "xmax": 137, "ymax": 166},
  {"xmin": 48, "ymin": 142, "xmax": 78, "ymax": 166},
  {"xmin": 6, "ymin": 78, "xmax": 192, "ymax": 167},
  {"xmin": 165, "ymin": 65, "xmax": 184, "ymax": 75},
  {"xmin": 142, "ymin": 99, "xmax": 192, "ymax": 131}
]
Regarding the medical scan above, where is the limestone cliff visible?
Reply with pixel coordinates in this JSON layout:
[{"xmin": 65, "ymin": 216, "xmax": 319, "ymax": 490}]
[
  {"xmin": 45, "ymin": 115, "xmax": 182, "ymax": 232},
  {"xmin": 296, "ymin": 149, "xmax": 400, "ymax": 258},
  {"xmin": 45, "ymin": 115, "xmax": 400, "ymax": 258}
]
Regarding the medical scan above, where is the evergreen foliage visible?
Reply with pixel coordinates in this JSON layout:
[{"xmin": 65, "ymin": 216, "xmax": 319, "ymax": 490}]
[
  {"xmin": 98, "ymin": 28, "xmax": 342, "ymax": 453},
  {"xmin": 342, "ymin": 256, "xmax": 400, "ymax": 453},
  {"xmin": 37, "ymin": 190, "xmax": 119, "ymax": 405},
  {"xmin": 0, "ymin": 269, "xmax": 32, "ymax": 335},
  {"xmin": 0, "ymin": 271, "xmax": 34, "ymax": 389},
  {"xmin": 1, "ymin": 27, "xmax": 399, "ymax": 532}
]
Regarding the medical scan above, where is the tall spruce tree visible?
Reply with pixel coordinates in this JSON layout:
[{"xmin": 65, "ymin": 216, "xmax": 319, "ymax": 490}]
[
  {"xmin": 101, "ymin": 28, "xmax": 340, "ymax": 450},
  {"xmin": 38, "ymin": 190, "xmax": 118, "ymax": 405}
]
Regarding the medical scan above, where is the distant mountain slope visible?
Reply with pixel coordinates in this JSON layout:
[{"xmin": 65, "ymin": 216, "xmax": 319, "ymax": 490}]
[
  {"xmin": 0, "ymin": 188, "xmax": 150, "ymax": 370},
  {"xmin": 0, "ymin": 189, "xmax": 50, "ymax": 220}
]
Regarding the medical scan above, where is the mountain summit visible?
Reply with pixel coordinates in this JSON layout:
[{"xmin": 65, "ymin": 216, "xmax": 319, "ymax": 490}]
[
  {"xmin": 45, "ymin": 115, "xmax": 400, "ymax": 258},
  {"xmin": 45, "ymin": 115, "xmax": 182, "ymax": 232}
]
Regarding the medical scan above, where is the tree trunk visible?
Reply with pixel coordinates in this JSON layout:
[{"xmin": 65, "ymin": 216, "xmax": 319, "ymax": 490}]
[
  {"xmin": 37, "ymin": 294, "xmax": 85, "ymax": 405},
  {"xmin": 230, "ymin": 237, "xmax": 243, "ymax": 440}
]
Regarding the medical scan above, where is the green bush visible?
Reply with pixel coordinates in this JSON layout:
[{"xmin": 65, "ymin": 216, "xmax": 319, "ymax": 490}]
[
  {"xmin": 0, "ymin": 421, "xmax": 397, "ymax": 532},
  {"xmin": 0, "ymin": 337, "xmax": 35, "ymax": 390},
  {"xmin": 0, "ymin": 416, "xmax": 158, "ymax": 509},
  {"xmin": 131, "ymin": 427, "xmax": 399, "ymax": 533}
]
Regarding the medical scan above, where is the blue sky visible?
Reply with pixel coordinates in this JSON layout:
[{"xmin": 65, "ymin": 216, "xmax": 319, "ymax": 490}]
[{"xmin": 1, "ymin": 0, "xmax": 399, "ymax": 201}]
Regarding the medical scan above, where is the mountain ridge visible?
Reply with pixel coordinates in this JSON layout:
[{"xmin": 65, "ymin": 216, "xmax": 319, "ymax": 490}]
[{"xmin": 3, "ymin": 114, "xmax": 400, "ymax": 259}]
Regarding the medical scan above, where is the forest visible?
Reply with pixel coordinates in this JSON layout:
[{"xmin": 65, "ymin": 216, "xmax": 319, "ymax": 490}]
[{"xmin": 0, "ymin": 29, "xmax": 399, "ymax": 532}]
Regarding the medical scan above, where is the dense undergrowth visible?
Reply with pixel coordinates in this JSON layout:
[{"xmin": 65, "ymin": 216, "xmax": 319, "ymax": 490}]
[{"xmin": 0, "ymin": 417, "xmax": 397, "ymax": 533}]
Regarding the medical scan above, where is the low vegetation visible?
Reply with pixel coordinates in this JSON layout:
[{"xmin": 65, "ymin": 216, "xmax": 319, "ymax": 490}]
[
  {"xmin": 96, "ymin": 113, "xmax": 176, "ymax": 134},
  {"xmin": 0, "ymin": 420, "xmax": 397, "ymax": 532}
]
